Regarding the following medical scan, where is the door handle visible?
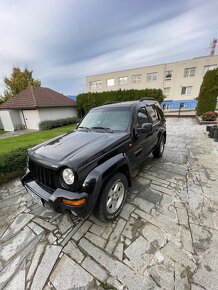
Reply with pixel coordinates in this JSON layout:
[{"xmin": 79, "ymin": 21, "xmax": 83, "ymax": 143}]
[{"xmin": 135, "ymin": 148, "xmax": 142, "ymax": 156}]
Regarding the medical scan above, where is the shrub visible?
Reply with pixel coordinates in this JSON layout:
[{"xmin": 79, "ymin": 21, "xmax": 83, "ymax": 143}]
[
  {"xmin": 202, "ymin": 111, "xmax": 217, "ymax": 121},
  {"xmin": 39, "ymin": 117, "xmax": 79, "ymax": 130},
  {"xmin": 0, "ymin": 146, "xmax": 31, "ymax": 182},
  {"xmin": 196, "ymin": 68, "xmax": 218, "ymax": 116},
  {"xmin": 77, "ymin": 88, "xmax": 165, "ymax": 117}
]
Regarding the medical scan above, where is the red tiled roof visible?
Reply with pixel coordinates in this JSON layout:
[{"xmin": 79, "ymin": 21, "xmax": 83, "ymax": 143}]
[{"xmin": 0, "ymin": 86, "xmax": 76, "ymax": 110}]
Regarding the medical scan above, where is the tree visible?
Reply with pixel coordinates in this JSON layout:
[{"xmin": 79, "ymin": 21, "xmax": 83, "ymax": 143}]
[
  {"xmin": 196, "ymin": 68, "xmax": 218, "ymax": 116},
  {"xmin": 2, "ymin": 67, "xmax": 41, "ymax": 101},
  {"xmin": 0, "ymin": 96, "xmax": 4, "ymax": 105}
]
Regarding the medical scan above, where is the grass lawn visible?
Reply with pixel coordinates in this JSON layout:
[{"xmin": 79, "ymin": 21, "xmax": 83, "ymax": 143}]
[{"xmin": 0, "ymin": 124, "xmax": 76, "ymax": 154}]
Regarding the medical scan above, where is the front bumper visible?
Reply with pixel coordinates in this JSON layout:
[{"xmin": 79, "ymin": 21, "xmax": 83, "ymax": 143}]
[{"xmin": 21, "ymin": 171, "xmax": 88, "ymax": 218}]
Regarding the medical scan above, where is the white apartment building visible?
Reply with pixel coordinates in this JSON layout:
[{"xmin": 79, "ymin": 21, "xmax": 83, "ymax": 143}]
[{"xmin": 86, "ymin": 55, "xmax": 218, "ymax": 100}]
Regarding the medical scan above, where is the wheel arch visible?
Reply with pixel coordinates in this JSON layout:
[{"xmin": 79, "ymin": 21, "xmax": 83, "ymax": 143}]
[
  {"xmin": 94, "ymin": 171, "xmax": 129, "ymax": 222},
  {"xmin": 162, "ymin": 130, "xmax": 166, "ymax": 143},
  {"xmin": 82, "ymin": 153, "xmax": 131, "ymax": 218},
  {"xmin": 158, "ymin": 128, "xmax": 166, "ymax": 144},
  {"xmin": 117, "ymin": 164, "xmax": 132, "ymax": 187}
]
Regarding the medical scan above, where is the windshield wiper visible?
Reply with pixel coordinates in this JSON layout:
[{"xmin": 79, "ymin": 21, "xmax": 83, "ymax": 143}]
[
  {"xmin": 78, "ymin": 126, "xmax": 90, "ymax": 131},
  {"xmin": 91, "ymin": 126, "xmax": 113, "ymax": 133}
]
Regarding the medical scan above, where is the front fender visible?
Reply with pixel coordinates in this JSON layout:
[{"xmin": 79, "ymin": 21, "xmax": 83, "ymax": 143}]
[{"xmin": 82, "ymin": 153, "xmax": 131, "ymax": 218}]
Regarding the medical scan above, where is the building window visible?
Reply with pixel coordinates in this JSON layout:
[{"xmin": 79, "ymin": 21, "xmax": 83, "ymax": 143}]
[
  {"xmin": 119, "ymin": 77, "xmax": 128, "ymax": 85},
  {"xmin": 164, "ymin": 87, "xmax": 170, "ymax": 96},
  {"xmin": 107, "ymin": 78, "xmax": 115, "ymax": 87},
  {"xmin": 203, "ymin": 64, "xmax": 217, "ymax": 75},
  {"xmin": 165, "ymin": 70, "xmax": 172, "ymax": 80},
  {"xmin": 132, "ymin": 74, "xmax": 142, "ymax": 84},
  {"xmin": 181, "ymin": 86, "xmax": 192, "ymax": 95},
  {"xmin": 147, "ymin": 72, "xmax": 157, "ymax": 81},
  {"xmin": 90, "ymin": 80, "xmax": 102, "ymax": 90},
  {"xmin": 184, "ymin": 67, "xmax": 196, "ymax": 77}
]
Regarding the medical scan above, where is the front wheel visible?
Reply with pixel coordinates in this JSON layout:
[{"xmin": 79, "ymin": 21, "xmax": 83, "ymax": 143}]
[
  {"xmin": 152, "ymin": 136, "xmax": 165, "ymax": 158},
  {"xmin": 94, "ymin": 173, "xmax": 128, "ymax": 222}
]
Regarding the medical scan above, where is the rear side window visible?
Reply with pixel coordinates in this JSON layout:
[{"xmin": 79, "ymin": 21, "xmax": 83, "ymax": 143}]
[
  {"xmin": 146, "ymin": 105, "xmax": 159, "ymax": 122},
  {"xmin": 155, "ymin": 105, "xmax": 164, "ymax": 120}
]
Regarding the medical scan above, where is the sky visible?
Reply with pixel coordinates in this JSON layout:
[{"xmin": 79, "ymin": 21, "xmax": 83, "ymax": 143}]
[{"xmin": 0, "ymin": 0, "xmax": 218, "ymax": 96}]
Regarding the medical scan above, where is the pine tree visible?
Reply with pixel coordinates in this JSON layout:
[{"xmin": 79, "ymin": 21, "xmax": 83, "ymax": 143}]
[{"xmin": 196, "ymin": 68, "xmax": 218, "ymax": 116}]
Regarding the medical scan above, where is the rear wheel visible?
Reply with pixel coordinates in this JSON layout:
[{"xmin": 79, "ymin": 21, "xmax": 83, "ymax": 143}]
[
  {"xmin": 94, "ymin": 173, "xmax": 128, "ymax": 222},
  {"xmin": 152, "ymin": 135, "xmax": 165, "ymax": 158}
]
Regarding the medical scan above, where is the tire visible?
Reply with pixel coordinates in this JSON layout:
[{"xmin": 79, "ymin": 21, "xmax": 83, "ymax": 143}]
[
  {"xmin": 152, "ymin": 135, "xmax": 165, "ymax": 158},
  {"xmin": 94, "ymin": 173, "xmax": 128, "ymax": 222}
]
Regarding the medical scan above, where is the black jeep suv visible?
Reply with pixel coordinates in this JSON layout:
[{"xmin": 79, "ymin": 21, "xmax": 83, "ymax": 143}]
[{"xmin": 22, "ymin": 99, "xmax": 166, "ymax": 222}]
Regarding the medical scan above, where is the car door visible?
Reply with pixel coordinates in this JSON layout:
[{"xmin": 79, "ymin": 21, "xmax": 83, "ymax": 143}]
[
  {"xmin": 146, "ymin": 104, "xmax": 161, "ymax": 148},
  {"xmin": 138, "ymin": 106, "xmax": 155, "ymax": 157},
  {"xmin": 129, "ymin": 106, "xmax": 154, "ymax": 167}
]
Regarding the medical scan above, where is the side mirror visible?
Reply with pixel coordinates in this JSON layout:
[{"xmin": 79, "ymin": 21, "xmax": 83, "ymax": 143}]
[{"xmin": 137, "ymin": 123, "xmax": 153, "ymax": 134}]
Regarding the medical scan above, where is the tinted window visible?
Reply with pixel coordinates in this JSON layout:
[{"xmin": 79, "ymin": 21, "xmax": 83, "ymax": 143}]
[
  {"xmin": 155, "ymin": 105, "xmax": 164, "ymax": 120},
  {"xmin": 147, "ymin": 105, "xmax": 159, "ymax": 122},
  {"xmin": 137, "ymin": 107, "xmax": 149, "ymax": 128}
]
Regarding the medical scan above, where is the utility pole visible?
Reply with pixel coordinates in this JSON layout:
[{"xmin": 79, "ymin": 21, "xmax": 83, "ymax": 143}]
[{"xmin": 210, "ymin": 38, "xmax": 217, "ymax": 55}]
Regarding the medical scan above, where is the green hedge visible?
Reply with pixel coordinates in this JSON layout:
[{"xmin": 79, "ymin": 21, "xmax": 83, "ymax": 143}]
[
  {"xmin": 0, "ymin": 146, "xmax": 31, "ymax": 182},
  {"xmin": 39, "ymin": 117, "xmax": 79, "ymax": 130},
  {"xmin": 77, "ymin": 88, "xmax": 165, "ymax": 116},
  {"xmin": 196, "ymin": 68, "xmax": 218, "ymax": 116}
]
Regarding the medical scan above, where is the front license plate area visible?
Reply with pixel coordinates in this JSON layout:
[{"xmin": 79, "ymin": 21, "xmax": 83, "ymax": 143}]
[{"xmin": 26, "ymin": 187, "xmax": 43, "ymax": 206}]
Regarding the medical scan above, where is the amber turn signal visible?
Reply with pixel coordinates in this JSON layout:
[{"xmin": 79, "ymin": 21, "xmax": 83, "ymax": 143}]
[{"xmin": 62, "ymin": 198, "xmax": 86, "ymax": 206}]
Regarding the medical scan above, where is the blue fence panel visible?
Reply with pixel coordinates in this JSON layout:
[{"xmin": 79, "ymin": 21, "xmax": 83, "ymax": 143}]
[{"xmin": 161, "ymin": 100, "xmax": 198, "ymax": 110}]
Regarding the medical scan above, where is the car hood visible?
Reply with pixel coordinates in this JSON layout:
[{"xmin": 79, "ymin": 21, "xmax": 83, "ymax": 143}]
[{"xmin": 30, "ymin": 130, "xmax": 129, "ymax": 170}]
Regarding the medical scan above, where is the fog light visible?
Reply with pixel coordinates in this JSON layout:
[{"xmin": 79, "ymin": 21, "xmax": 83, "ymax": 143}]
[{"xmin": 62, "ymin": 198, "xmax": 86, "ymax": 206}]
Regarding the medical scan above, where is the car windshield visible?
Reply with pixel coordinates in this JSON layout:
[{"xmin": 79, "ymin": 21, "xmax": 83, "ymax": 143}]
[{"xmin": 79, "ymin": 107, "xmax": 131, "ymax": 132}]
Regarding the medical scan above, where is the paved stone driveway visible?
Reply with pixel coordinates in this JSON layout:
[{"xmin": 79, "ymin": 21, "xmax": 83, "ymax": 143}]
[{"xmin": 0, "ymin": 118, "xmax": 218, "ymax": 290}]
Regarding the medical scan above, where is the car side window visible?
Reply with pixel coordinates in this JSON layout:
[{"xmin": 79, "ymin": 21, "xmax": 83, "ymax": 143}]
[
  {"xmin": 146, "ymin": 105, "xmax": 159, "ymax": 123},
  {"xmin": 137, "ymin": 107, "xmax": 149, "ymax": 128},
  {"xmin": 155, "ymin": 105, "xmax": 164, "ymax": 120}
]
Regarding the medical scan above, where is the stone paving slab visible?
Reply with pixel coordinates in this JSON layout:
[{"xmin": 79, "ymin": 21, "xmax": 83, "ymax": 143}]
[{"xmin": 0, "ymin": 118, "xmax": 218, "ymax": 289}]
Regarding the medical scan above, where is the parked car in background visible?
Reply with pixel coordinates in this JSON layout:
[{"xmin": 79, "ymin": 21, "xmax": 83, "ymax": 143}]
[{"xmin": 22, "ymin": 99, "xmax": 166, "ymax": 222}]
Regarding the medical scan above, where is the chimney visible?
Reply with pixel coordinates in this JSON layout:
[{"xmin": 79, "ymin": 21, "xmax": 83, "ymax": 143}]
[{"xmin": 210, "ymin": 38, "xmax": 217, "ymax": 55}]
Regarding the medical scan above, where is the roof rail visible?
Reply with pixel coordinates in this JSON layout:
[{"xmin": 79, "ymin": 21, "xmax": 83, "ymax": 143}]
[
  {"xmin": 139, "ymin": 98, "xmax": 156, "ymax": 102},
  {"xmin": 103, "ymin": 101, "xmax": 120, "ymax": 105}
]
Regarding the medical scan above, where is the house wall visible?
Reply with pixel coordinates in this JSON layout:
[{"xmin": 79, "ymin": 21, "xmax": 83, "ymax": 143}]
[
  {"xmin": 0, "ymin": 110, "xmax": 15, "ymax": 131},
  {"xmin": 19, "ymin": 110, "xmax": 26, "ymax": 127},
  {"xmin": 0, "ymin": 107, "xmax": 78, "ymax": 131},
  {"xmin": 38, "ymin": 107, "xmax": 77, "ymax": 122},
  {"xmin": 0, "ymin": 110, "xmax": 23, "ymax": 131},
  {"xmin": 86, "ymin": 55, "xmax": 218, "ymax": 101},
  {"xmin": 9, "ymin": 110, "xmax": 22, "ymax": 130},
  {"xmin": 0, "ymin": 116, "xmax": 3, "ymax": 129}
]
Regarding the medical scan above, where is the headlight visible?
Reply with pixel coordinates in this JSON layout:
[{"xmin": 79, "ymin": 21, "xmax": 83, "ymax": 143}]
[{"xmin": 62, "ymin": 168, "xmax": 75, "ymax": 185}]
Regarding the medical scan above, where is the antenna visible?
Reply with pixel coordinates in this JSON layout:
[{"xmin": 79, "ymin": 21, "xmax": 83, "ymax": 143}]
[{"xmin": 210, "ymin": 38, "xmax": 217, "ymax": 55}]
